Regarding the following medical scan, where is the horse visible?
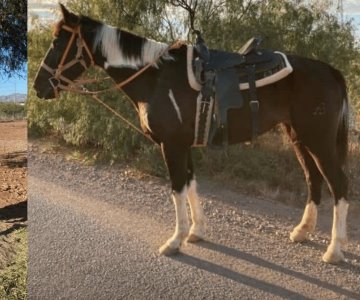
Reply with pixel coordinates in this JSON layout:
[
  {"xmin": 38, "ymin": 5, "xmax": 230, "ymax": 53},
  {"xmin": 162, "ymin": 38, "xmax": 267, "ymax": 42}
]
[{"xmin": 33, "ymin": 4, "xmax": 350, "ymax": 264}]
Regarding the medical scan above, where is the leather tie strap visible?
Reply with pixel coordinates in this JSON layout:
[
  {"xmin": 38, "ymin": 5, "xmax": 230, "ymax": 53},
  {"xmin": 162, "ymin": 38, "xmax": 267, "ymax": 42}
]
[{"xmin": 246, "ymin": 65, "xmax": 260, "ymax": 140}]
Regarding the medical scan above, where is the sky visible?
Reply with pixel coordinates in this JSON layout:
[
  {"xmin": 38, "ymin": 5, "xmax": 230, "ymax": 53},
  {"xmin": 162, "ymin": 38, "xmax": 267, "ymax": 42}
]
[
  {"xmin": 343, "ymin": 0, "xmax": 360, "ymax": 34},
  {"xmin": 1, "ymin": 0, "xmax": 357, "ymax": 97},
  {"xmin": 0, "ymin": 68, "xmax": 27, "ymax": 96}
]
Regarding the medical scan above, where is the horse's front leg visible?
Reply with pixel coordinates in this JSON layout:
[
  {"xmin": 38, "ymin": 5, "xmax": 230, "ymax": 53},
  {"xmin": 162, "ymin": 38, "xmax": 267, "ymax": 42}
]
[
  {"xmin": 186, "ymin": 149, "xmax": 206, "ymax": 242},
  {"xmin": 159, "ymin": 143, "xmax": 190, "ymax": 255}
]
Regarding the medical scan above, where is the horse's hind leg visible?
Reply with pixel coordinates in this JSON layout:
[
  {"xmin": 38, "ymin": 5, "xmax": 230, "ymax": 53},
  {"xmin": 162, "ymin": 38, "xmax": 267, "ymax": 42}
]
[
  {"xmin": 308, "ymin": 149, "xmax": 349, "ymax": 264},
  {"xmin": 290, "ymin": 143, "xmax": 324, "ymax": 241},
  {"xmin": 284, "ymin": 125, "xmax": 323, "ymax": 242},
  {"xmin": 186, "ymin": 149, "xmax": 206, "ymax": 243},
  {"xmin": 159, "ymin": 143, "xmax": 190, "ymax": 256}
]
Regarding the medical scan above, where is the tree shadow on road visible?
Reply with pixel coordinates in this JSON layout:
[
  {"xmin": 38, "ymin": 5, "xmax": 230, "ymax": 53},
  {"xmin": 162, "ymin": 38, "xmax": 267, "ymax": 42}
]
[{"xmin": 177, "ymin": 240, "xmax": 359, "ymax": 299}]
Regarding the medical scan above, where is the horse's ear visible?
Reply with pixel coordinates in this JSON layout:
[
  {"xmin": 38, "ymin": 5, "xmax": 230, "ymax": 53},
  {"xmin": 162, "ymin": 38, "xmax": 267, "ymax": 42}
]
[{"xmin": 59, "ymin": 3, "xmax": 79, "ymax": 26}]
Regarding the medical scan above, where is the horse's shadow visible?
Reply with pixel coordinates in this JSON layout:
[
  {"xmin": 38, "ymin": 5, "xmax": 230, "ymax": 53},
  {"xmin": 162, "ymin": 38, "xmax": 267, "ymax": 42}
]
[{"xmin": 171, "ymin": 240, "xmax": 360, "ymax": 299}]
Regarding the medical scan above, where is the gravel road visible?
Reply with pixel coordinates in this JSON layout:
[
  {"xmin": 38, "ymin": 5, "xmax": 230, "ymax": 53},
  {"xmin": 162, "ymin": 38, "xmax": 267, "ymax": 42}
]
[{"xmin": 28, "ymin": 143, "xmax": 360, "ymax": 300}]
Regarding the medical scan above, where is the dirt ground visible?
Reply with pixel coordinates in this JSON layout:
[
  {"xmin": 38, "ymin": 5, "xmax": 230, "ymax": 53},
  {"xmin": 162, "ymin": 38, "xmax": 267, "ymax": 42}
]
[{"xmin": 0, "ymin": 120, "xmax": 27, "ymax": 268}]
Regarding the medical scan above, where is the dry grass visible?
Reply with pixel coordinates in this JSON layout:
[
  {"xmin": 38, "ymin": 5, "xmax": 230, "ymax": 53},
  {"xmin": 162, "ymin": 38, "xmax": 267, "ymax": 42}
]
[
  {"xmin": 32, "ymin": 128, "xmax": 360, "ymax": 206},
  {"xmin": 197, "ymin": 129, "xmax": 360, "ymax": 205},
  {"xmin": 348, "ymin": 132, "xmax": 360, "ymax": 200}
]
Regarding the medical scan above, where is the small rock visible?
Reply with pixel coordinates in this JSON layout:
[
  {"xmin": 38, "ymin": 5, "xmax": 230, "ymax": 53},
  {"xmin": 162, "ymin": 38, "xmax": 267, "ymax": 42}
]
[{"xmin": 1, "ymin": 184, "xmax": 10, "ymax": 191}]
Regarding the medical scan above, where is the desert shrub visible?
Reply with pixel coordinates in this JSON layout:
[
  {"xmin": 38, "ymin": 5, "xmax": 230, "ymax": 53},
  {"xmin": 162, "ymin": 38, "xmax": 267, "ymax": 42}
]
[{"xmin": 0, "ymin": 103, "xmax": 26, "ymax": 120}]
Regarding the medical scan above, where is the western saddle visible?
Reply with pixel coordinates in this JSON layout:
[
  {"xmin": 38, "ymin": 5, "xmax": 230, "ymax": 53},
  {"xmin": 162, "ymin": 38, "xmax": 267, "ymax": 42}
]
[{"xmin": 193, "ymin": 31, "xmax": 286, "ymax": 146}]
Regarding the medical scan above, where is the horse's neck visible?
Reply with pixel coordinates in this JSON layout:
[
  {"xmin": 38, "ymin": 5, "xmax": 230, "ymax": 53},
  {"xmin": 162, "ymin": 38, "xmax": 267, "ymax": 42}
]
[
  {"xmin": 87, "ymin": 30, "xmax": 163, "ymax": 105},
  {"xmin": 102, "ymin": 66, "xmax": 154, "ymax": 107}
]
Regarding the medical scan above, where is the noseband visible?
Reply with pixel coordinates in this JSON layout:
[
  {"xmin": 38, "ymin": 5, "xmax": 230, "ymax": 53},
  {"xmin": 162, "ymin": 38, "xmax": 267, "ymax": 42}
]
[{"xmin": 40, "ymin": 24, "xmax": 94, "ymax": 97}]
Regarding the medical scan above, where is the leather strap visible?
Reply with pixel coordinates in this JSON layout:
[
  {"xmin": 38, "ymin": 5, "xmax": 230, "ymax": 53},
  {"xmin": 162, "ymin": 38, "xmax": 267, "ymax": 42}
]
[
  {"xmin": 40, "ymin": 24, "xmax": 94, "ymax": 97},
  {"xmin": 246, "ymin": 65, "xmax": 260, "ymax": 140}
]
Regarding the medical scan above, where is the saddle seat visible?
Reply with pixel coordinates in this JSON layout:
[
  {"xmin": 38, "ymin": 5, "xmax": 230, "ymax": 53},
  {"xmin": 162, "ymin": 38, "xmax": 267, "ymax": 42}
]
[{"xmin": 201, "ymin": 37, "xmax": 275, "ymax": 72}]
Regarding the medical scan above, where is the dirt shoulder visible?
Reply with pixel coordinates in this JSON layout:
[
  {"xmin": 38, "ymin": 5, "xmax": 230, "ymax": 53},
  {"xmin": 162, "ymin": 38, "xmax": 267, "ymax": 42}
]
[{"xmin": 0, "ymin": 120, "xmax": 27, "ymax": 269}]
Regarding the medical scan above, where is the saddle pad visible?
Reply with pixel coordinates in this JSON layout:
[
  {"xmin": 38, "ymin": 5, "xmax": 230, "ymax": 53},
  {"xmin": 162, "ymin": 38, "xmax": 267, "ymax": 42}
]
[{"xmin": 186, "ymin": 45, "xmax": 293, "ymax": 92}]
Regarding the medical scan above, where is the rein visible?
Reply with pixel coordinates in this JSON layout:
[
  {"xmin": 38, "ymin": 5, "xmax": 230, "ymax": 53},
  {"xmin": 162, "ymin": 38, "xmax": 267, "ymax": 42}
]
[{"xmin": 42, "ymin": 24, "xmax": 184, "ymax": 142}]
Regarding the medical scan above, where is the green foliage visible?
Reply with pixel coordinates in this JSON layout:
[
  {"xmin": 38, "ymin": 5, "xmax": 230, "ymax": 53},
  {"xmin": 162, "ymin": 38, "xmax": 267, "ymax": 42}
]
[
  {"xmin": 0, "ymin": 103, "xmax": 26, "ymax": 121},
  {"xmin": 0, "ymin": 0, "xmax": 27, "ymax": 75}
]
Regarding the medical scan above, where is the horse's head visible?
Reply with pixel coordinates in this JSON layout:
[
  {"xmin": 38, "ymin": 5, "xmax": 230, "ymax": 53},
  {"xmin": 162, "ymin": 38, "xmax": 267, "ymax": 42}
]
[{"xmin": 33, "ymin": 4, "xmax": 93, "ymax": 99}]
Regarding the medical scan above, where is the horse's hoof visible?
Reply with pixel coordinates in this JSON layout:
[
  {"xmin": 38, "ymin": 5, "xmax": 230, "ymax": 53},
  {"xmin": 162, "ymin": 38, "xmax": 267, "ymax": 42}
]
[
  {"xmin": 322, "ymin": 249, "xmax": 345, "ymax": 264},
  {"xmin": 187, "ymin": 233, "xmax": 203, "ymax": 243},
  {"xmin": 290, "ymin": 228, "xmax": 307, "ymax": 242},
  {"xmin": 159, "ymin": 244, "xmax": 179, "ymax": 256}
]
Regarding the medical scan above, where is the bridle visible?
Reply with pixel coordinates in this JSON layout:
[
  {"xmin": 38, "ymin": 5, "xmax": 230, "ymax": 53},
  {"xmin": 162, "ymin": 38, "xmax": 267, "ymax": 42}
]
[
  {"xmin": 41, "ymin": 23, "xmax": 185, "ymax": 97},
  {"xmin": 40, "ymin": 24, "xmax": 95, "ymax": 98},
  {"xmin": 39, "ymin": 22, "xmax": 185, "ymax": 141}
]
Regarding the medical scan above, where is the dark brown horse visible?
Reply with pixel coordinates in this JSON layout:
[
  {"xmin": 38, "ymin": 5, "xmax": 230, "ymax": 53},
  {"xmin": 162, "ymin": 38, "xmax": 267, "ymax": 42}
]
[{"xmin": 34, "ymin": 5, "xmax": 349, "ymax": 264}]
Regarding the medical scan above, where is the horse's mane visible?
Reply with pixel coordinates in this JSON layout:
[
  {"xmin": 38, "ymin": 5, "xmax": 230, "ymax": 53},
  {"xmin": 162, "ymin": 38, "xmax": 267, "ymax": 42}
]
[{"xmin": 52, "ymin": 15, "xmax": 172, "ymax": 69}]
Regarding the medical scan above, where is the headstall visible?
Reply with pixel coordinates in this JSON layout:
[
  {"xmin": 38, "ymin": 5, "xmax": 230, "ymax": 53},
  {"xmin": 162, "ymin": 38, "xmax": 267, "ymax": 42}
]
[
  {"xmin": 39, "ymin": 23, "xmax": 185, "ymax": 142},
  {"xmin": 40, "ymin": 24, "xmax": 95, "ymax": 98}
]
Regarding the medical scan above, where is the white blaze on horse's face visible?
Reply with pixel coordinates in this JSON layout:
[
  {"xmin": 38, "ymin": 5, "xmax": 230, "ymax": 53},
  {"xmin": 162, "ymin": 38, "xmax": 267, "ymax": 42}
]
[{"xmin": 93, "ymin": 24, "xmax": 170, "ymax": 70}]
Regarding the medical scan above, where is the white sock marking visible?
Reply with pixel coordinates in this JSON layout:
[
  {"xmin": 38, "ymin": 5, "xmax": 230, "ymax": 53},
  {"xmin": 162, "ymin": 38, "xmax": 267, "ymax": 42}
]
[
  {"xmin": 172, "ymin": 187, "xmax": 189, "ymax": 240},
  {"xmin": 290, "ymin": 201, "xmax": 317, "ymax": 242},
  {"xmin": 300, "ymin": 201, "xmax": 317, "ymax": 231},
  {"xmin": 323, "ymin": 198, "xmax": 349, "ymax": 263},
  {"xmin": 187, "ymin": 179, "xmax": 205, "ymax": 237},
  {"xmin": 332, "ymin": 198, "xmax": 348, "ymax": 242}
]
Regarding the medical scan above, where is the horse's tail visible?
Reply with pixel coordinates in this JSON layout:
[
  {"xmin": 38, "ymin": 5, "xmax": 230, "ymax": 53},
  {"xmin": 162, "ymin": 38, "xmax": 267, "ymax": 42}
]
[{"xmin": 333, "ymin": 68, "xmax": 349, "ymax": 166}]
